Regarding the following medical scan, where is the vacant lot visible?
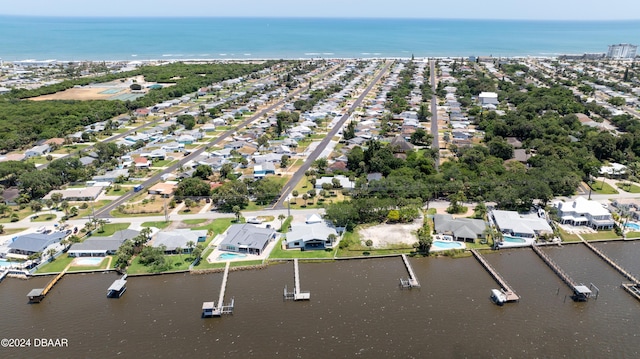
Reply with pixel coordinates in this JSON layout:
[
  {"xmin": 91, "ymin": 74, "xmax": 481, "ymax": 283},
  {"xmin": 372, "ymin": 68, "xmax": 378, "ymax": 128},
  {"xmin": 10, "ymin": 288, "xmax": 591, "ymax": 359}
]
[{"xmin": 358, "ymin": 219, "xmax": 423, "ymax": 248}]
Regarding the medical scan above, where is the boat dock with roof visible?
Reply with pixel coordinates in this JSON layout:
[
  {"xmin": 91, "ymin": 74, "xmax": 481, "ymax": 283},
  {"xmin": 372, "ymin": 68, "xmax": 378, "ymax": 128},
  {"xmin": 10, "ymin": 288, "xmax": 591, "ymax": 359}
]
[
  {"xmin": 284, "ymin": 259, "xmax": 310, "ymax": 300},
  {"xmin": 399, "ymin": 254, "xmax": 420, "ymax": 289},
  {"xmin": 107, "ymin": 274, "xmax": 128, "ymax": 298},
  {"xmin": 470, "ymin": 249, "xmax": 520, "ymax": 303},
  {"xmin": 202, "ymin": 261, "xmax": 234, "ymax": 317},
  {"xmin": 531, "ymin": 244, "xmax": 598, "ymax": 301},
  {"xmin": 27, "ymin": 268, "xmax": 68, "ymax": 303}
]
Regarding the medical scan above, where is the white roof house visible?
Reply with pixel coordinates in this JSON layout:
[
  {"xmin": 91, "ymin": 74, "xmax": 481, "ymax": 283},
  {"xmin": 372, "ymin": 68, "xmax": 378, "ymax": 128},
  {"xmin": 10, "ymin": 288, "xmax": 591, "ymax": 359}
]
[
  {"xmin": 285, "ymin": 222, "xmax": 338, "ymax": 250},
  {"xmin": 491, "ymin": 210, "xmax": 553, "ymax": 238},
  {"xmin": 553, "ymin": 197, "xmax": 614, "ymax": 230},
  {"xmin": 479, "ymin": 92, "xmax": 499, "ymax": 105}
]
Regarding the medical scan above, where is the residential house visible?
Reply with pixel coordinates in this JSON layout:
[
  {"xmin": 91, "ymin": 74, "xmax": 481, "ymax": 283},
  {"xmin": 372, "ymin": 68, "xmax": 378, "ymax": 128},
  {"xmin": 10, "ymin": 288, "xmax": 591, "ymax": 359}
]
[
  {"xmin": 218, "ymin": 224, "xmax": 277, "ymax": 255},
  {"xmin": 153, "ymin": 229, "xmax": 208, "ymax": 254},
  {"xmin": 285, "ymin": 221, "xmax": 339, "ymax": 250},
  {"xmin": 24, "ymin": 144, "xmax": 51, "ymax": 158},
  {"xmin": 491, "ymin": 210, "xmax": 554, "ymax": 238},
  {"xmin": 134, "ymin": 157, "xmax": 152, "ymax": 169},
  {"xmin": 8, "ymin": 232, "xmax": 67, "ymax": 257},
  {"xmin": 479, "ymin": 92, "xmax": 499, "ymax": 105},
  {"xmin": 433, "ymin": 214, "xmax": 486, "ymax": 242},
  {"xmin": 254, "ymin": 163, "xmax": 276, "ymax": 178},
  {"xmin": 147, "ymin": 182, "xmax": 178, "ymax": 197},
  {"xmin": 68, "ymin": 229, "xmax": 140, "ymax": 257},
  {"xmin": 553, "ymin": 197, "xmax": 615, "ymax": 230},
  {"xmin": 43, "ymin": 187, "xmax": 104, "ymax": 201}
]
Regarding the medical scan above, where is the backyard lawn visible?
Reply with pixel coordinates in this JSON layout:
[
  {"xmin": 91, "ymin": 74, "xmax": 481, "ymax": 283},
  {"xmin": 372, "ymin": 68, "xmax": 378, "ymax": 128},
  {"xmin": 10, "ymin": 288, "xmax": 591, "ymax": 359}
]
[
  {"xmin": 268, "ymin": 239, "xmax": 337, "ymax": 259},
  {"xmin": 92, "ymin": 223, "xmax": 131, "ymax": 237}
]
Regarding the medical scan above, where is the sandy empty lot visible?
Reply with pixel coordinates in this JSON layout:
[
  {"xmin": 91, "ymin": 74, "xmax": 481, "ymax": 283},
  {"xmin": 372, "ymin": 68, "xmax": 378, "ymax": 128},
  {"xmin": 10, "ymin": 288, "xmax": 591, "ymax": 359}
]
[
  {"xmin": 31, "ymin": 87, "xmax": 121, "ymax": 101},
  {"xmin": 358, "ymin": 218, "xmax": 424, "ymax": 248}
]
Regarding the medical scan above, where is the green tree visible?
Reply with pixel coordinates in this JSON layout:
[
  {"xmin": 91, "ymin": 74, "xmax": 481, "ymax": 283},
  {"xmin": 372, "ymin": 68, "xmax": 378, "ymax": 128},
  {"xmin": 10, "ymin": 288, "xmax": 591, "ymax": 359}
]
[
  {"xmin": 175, "ymin": 178, "xmax": 211, "ymax": 198},
  {"xmin": 232, "ymin": 205, "xmax": 242, "ymax": 222},
  {"xmin": 194, "ymin": 165, "xmax": 213, "ymax": 180}
]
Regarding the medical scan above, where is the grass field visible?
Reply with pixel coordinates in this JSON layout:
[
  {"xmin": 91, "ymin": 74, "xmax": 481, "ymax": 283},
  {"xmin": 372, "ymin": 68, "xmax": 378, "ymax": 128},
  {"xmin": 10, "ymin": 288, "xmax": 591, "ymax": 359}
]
[
  {"xmin": 182, "ymin": 219, "xmax": 207, "ymax": 225},
  {"xmin": 558, "ymin": 229, "xmax": 582, "ymax": 242},
  {"xmin": 141, "ymin": 221, "xmax": 171, "ymax": 229},
  {"xmin": 589, "ymin": 181, "xmax": 618, "ymax": 195},
  {"xmin": 127, "ymin": 255, "xmax": 194, "ymax": 274},
  {"xmin": 268, "ymin": 239, "xmax": 337, "ymax": 259},
  {"xmin": 615, "ymin": 182, "xmax": 640, "ymax": 193},
  {"xmin": 36, "ymin": 254, "xmax": 73, "ymax": 273},
  {"xmin": 581, "ymin": 230, "xmax": 620, "ymax": 241},
  {"xmin": 92, "ymin": 223, "xmax": 130, "ymax": 237}
]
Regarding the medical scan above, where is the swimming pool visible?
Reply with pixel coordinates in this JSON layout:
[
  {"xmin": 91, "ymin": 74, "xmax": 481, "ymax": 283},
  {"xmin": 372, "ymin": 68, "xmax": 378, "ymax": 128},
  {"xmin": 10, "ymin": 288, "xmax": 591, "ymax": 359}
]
[
  {"xmin": 502, "ymin": 236, "xmax": 527, "ymax": 244},
  {"xmin": 74, "ymin": 257, "xmax": 104, "ymax": 266},
  {"xmin": 625, "ymin": 222, "xmax": 640, "ymax": 230},
  {"xmin": 431, "ymin": 240, "xmax": 466, "ymax": 251},
  {"xmin": 217, "ymin": 252, "xmax": 247, "ymax": 260},
  {"xmin": 0, "ymin": 259, "xmax": 17, "ymax": 268}
]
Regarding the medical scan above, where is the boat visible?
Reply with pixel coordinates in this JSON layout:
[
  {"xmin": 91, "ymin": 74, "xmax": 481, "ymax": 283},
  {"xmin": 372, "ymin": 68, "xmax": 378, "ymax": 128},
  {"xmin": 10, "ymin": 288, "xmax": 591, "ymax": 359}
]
[{"xmin": 491, "ymin": 289, "xmax": 507, "ymax": 306}]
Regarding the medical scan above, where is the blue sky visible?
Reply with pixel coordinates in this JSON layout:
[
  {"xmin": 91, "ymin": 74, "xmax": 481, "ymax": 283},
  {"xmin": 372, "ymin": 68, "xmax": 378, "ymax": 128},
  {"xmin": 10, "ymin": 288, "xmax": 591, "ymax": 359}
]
[{"xmin": 2, "ymin": 0, "xmax": 640, "ymax": 20}]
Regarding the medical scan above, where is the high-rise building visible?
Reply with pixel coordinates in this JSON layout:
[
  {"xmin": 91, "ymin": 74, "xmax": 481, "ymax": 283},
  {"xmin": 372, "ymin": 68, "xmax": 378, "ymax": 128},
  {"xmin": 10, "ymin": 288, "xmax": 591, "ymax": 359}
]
[{"xmin": 607, "ymin": 44, "xmax": 638, "ymax": 59}]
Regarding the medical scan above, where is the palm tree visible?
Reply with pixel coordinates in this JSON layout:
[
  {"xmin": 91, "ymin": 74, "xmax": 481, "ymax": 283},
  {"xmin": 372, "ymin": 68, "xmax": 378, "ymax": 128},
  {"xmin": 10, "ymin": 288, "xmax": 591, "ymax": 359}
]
[
  {"xmin": 0, "ymin": 224, "xmax": 4, "ymax": 234},
  {"xmin": 46, "ymin": 248, "xmax": 57, "ymax": 262},
  {"xmin": 69, "ymin": 206, "xmax": 79, "ymax": 217},
  {"xmin": 278, "ymin": 214, "xmax": 286, "ymax": 230},
  {"xmin": 232, "ymin": 205, "xmax": 241, "ymax": 223},
  {"xmin": 186, "ymin": 241, "xmax": 196, "ymax": 256}
]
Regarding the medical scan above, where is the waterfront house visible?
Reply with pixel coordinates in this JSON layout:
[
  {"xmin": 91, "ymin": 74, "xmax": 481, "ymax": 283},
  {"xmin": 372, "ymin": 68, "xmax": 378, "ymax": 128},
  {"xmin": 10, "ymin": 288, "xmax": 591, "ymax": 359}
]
[
  {"xmin": 553, "ymin": 197, "xmax": 614, "ymax": 230},
  {"xmin": 491, "ymin": 210, "xmax": 554, "ymax": 238},
  {"xmin": 285, "ymin": 220, "xmax": 338, "ymax": 250},
  {"xmin": 433, "ymin": 214, "xmax": 487, "ymax": 242},
  {"xmin": 68, "ymin": 229, "xmax": 140, "ymax": 257},
  {"xmin": 218, "ymin": 224, "xmax": 276, "ymax": 255},
  {"xmin": 153, "ymin": 229, "xmax": 208, "ymax": 254},
  {"xmin": 8, "ymin": 232, "xmax": 67, "ymax": 257}
]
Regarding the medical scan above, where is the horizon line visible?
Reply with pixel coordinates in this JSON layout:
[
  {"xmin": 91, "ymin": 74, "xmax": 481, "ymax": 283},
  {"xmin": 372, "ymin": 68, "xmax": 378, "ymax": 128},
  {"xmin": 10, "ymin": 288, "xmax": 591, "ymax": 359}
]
[{"xmin": 1, "ymin": 14, "xmax": 640, "ymax": 21}]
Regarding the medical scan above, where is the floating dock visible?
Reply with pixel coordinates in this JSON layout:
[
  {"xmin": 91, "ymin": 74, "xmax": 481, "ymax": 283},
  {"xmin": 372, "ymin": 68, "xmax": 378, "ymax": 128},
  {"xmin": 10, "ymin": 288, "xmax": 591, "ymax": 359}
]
[
  {"xmin": 27, "ymin": 268, "xmax": 67, "ymax": 303},
  {"xmin": 202, "ymin": 261, "xmax": 234, "ymax": 317},
  {"xmin": 531, "ymin": 245, "xmax": 597, "ymax": 301},
  {"xmin": 399, "ymin": 254, "xmax": 420, "ymax": 289},
  {"xmin": 284, "ymin": 259, "xmax": 310, "ymax": 300},
  {"xmin": 470, "ymin": 249, "xmax": 520, "ymax": 303},
  {"xmin": 107, "ymin": 274, "xmax": 127, "ymax": 298}
]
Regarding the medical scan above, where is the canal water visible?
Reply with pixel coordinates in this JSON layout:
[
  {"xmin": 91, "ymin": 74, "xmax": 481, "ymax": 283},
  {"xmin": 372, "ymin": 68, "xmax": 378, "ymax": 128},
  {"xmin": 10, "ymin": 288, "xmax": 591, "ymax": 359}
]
[{"xmin": 2, "ymin": 242, "xmax": 640, "ymax": 358}]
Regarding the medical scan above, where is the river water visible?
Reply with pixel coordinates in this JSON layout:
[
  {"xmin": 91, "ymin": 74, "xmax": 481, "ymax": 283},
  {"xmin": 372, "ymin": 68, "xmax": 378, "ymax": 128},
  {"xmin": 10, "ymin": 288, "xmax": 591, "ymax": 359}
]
[{"xmin": 1, "ymin": 242, "xmax": 640, "ymax": 358}]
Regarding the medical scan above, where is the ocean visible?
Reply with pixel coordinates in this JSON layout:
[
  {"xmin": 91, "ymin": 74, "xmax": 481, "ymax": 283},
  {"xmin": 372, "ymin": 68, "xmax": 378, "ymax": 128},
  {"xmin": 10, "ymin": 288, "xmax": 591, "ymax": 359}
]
[{"xmin": 1, "ymin": 16, "xmax": 639, "ymax": 61}]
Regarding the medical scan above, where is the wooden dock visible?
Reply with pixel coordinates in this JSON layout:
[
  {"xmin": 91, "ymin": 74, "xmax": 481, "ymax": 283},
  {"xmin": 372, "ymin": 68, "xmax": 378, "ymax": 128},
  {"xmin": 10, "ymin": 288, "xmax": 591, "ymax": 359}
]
[
  {"xmin": 622, "ymin": 283, "xmax": 640, "ymax": 301},
  {"xmin": 582, "ymin": 240, "xmax": 640, "ymax": 284},
  {"xmin": 470, "ymin": 249, "xmax": 519, "ymax": 302},
  {"xmin": 531, "ymin": 245, "xmax": 595, "ymax": 301},
  {"xmin": 0, "ymin": 269, "xmax": 7, "ymax": 283},
  {"xmin": 399, "ymin": 254, "xmax": 420, "ymax": 288},
  {"xmin": 284, "ymin": 259, "xmax": 310, "ymax": 300},
  {"xmin": 27, "ymin": 268, "xmax": 68, "ymax": 303},
  {"xmin": 202, "ymin": 261, "xmax": 234, "ymax": 317}
]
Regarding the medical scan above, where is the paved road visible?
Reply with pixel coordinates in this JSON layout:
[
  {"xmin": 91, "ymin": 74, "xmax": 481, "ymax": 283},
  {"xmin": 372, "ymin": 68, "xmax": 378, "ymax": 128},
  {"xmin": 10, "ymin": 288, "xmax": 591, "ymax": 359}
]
[
  {"xmin": 272, "ymin": 60, "xmax": 393, "ymax": 209},
  {"xmin": 430, "ymin": 59, "xmax": 440, "ymax": 169}
]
